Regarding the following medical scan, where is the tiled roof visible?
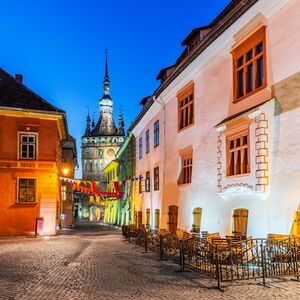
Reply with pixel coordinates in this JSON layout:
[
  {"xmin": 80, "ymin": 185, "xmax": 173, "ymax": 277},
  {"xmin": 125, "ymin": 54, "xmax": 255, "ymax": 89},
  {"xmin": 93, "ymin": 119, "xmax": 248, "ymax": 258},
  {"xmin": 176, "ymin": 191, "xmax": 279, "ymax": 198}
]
[{"xmin": 0, "ymin": 68, "xmax": 64, "ymax": 113}]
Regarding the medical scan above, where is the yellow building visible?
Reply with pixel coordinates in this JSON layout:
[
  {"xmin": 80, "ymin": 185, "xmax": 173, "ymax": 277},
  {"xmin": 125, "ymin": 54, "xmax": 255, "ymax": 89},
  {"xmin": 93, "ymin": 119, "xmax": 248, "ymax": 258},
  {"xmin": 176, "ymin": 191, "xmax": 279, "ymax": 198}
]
[{"xmin": 103, "ymin": 160, "xmax": 120, "ymax": 225}]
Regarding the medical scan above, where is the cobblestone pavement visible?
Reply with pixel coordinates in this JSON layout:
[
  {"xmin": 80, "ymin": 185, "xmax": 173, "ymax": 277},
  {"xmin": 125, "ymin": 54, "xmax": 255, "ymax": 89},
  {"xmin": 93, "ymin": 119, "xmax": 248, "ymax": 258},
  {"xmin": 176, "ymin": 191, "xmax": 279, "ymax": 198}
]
[{"xmin": 1, "ymin": 223, "xmax": 300, "ymax": 300}]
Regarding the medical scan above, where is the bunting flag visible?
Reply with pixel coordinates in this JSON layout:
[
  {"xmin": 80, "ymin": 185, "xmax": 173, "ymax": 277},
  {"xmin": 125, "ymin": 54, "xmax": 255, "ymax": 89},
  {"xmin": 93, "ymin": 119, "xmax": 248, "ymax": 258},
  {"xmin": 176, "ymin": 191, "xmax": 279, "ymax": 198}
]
[{"xmin": 113, "ymin": 181, "xmax": 120, "ymax": 193}]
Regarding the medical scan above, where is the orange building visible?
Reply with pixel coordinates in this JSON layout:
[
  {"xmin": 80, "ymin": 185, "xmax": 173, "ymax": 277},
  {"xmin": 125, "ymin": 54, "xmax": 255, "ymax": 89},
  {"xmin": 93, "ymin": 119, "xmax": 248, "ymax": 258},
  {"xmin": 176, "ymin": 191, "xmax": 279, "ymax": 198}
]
[{"xmin": 0, "ymin": 69, "xmax": 73, "ymax": 236}]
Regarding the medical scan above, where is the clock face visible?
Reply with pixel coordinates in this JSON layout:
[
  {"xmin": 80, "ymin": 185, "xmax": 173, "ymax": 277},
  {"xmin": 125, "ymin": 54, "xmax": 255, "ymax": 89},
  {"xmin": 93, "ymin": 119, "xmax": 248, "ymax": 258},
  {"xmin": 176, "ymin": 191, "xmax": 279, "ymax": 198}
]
[{"xmin": 107, "ymin": 148, "xmax": 115, "ymax": 158}]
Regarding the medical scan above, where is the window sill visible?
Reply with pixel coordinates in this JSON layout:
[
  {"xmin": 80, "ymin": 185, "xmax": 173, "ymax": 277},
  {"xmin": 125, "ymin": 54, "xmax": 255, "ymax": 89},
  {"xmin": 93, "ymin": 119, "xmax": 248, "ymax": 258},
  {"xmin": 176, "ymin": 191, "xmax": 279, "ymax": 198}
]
[
  {"xmin": 225, "ymin": 173, "xmax": 250, "ymax": 179},
  {"xmin": 178, "ymin": 123, "xmax": 195, "ymax": 133},
  {"xmin": 233, "ymin": 84, "xmax": 266, "ymax": 103},
  {"xmin": 177, "ymin": 182, "xmax": 192, "ymax": 187},
  {"xmin": 15, "ymin": 202, "xmax": 38, "ymax": 205}
]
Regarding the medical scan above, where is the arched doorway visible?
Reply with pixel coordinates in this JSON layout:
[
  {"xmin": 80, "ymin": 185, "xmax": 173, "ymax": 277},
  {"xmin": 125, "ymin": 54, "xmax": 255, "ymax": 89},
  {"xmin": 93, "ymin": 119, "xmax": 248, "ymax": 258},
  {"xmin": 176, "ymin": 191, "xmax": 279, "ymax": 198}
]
[
  {"xmin": 168, "ymin": 205, "xmax": 178, "ymax": 233},
  {"xmin": 233, "ymin": 208, "xmax": 249, "ymax": 238},
  {"xmin": 192, "ymin": 207, "xmax": 202, "ymax": 233}
]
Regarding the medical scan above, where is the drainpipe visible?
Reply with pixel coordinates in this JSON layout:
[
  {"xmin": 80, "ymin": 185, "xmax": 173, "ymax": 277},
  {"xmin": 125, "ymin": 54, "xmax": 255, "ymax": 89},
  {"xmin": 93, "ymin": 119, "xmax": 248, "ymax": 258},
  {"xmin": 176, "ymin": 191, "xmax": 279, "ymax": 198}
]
[{"xmin": 152, "ymin": 95, "xmax": 166, "ymax": 230}]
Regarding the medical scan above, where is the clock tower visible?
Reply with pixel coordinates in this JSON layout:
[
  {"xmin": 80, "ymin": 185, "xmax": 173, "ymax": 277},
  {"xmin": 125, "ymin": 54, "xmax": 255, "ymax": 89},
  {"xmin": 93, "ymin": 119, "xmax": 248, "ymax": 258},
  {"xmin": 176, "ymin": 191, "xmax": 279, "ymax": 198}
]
[{"xmin": 81, "ymin": 50, "xmax": 125, "ymax": 186}]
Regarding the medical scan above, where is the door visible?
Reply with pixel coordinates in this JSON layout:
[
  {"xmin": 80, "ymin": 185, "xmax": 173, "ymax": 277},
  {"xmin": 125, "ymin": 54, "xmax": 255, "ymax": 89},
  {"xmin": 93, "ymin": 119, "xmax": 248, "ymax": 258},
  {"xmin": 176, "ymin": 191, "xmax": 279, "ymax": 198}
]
[
  {"xmin": 168, "ymin": 205, "xmax": 178, "ymax": 234},
  {"xmin": 155, "ymin": 209, "xmax": 160, "ymax": 230},
  {"xmin": 233, "ymin": 208, "xmax": 249, "ymax": 238},
  {"xmin": 146, "ymin": 208, "xmax": 150, "ymax": 228},
  {"xmin": 137, "ymin": 211, "xmax": 143, "ymax": 226}
]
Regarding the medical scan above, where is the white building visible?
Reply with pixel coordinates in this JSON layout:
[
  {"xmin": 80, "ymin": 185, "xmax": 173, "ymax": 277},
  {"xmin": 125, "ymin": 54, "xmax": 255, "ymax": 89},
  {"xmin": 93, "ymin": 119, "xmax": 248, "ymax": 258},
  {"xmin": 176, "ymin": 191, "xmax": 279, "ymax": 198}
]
[{"xmin": 130, "ymin": 0, "xmax": 300, "ymax": 238}]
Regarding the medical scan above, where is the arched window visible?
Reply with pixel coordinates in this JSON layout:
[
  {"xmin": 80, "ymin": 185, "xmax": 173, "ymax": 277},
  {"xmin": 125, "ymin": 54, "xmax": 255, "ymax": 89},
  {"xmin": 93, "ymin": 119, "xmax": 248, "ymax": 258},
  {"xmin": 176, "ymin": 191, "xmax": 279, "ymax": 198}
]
[
  {"xmin": 192, "ymin": 207, "xmax": 202, "ymax": 233},
  {"xmin": 89, "ymin": 160, "xmax": 93, "ymax": 172},
  {"xmin": 233, "ymin": 208, "xmax": 249, "ymax": 238}
]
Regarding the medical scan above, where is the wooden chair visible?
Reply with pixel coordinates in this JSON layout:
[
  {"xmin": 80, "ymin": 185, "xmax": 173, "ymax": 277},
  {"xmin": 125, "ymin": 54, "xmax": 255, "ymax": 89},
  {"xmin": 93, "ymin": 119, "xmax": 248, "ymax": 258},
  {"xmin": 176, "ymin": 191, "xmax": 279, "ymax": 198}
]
[{"xmin": 207, "ymin": 232, "xmax": 220, "ymax": 243}]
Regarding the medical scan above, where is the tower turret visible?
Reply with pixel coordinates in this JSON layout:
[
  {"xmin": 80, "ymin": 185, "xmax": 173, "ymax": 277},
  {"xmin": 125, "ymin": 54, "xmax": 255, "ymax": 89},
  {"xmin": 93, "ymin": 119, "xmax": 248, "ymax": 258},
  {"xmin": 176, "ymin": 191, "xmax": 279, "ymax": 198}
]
[{"xmin": 85, "ymin": 111, "xmax": 91, "ymax": 136}]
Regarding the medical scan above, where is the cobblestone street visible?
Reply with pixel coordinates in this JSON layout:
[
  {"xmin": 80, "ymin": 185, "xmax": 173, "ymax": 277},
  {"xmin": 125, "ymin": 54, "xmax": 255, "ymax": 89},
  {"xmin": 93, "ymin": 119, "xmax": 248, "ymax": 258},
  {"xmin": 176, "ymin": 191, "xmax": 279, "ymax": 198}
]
[{"xmin": 0, "ymin": 223, "xmax": 300, "ymax": 300}]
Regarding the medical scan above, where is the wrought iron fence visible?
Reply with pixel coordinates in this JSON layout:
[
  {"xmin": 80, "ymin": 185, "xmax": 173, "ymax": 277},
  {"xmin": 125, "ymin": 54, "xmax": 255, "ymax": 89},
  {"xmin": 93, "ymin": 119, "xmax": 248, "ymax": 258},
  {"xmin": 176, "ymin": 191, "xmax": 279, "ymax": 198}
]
[{"xmin": 122, "ymin": 227, "xmax": 300, "ymax": 289}]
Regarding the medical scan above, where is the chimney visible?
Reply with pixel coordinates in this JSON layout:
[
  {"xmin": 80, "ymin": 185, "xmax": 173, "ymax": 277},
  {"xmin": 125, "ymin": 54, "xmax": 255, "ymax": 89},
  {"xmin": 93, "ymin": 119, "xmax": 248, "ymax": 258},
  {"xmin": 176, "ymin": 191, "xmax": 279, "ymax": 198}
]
[{"xmin": 15, "ymin": 74, "xmax": 23, "ymax": 84}]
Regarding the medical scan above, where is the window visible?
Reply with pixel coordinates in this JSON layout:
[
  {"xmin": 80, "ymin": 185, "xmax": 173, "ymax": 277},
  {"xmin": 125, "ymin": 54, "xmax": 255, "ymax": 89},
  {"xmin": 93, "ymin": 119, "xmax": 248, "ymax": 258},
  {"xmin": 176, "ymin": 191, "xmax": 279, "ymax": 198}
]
[
  {"xmin": 98, "ymin": 149, "xmax": 104, "ymax": 158},
  {"xmin": 232, "ymin": 27, "xmax": 266, "ymax": 102},
  {"xmin": 192, "ymin": 207, "xmax": 202, "ymax": 233},
  {"xmin": 138, "ymin": 175, "xmax": 142, "ymax": 194},
  {"xmin": 226, "ymin": 128, "xmax": 250, "ymax": 176},
  {"xmin": 145, "ymin": 171, "xmax": 150, "ymax": 192},
  {"xmin": 20, "ymin": 133, "xmax": 37, "ymax": 160},
  {"xmin": 145, "ymin": 129, "xmax": 150, "ymax": 154},
  {"xmin": 154, "ymin": 167, "xmax": 159, "ymax": 191},
  {"xmin": 139, "ymin": 137, "xmax": 143, "ymax": 159},
  {"xmin": 178, "ymin": 83, "xmax": 194, "ymax": 131},
  {"xmin": 178, "ymin": 154, "xmax": 193, "ymax": 184},
  {"xmin": 18, "ymin": 178, "xmax": 36, "ymax": 203},
  {"xmin": 61, "ymin": 185, "xmax": 67, "ymax": 201},
  {"xmin": 154, "ymin": 120, "xmax": 159, "ymax": 147},
  {"xmin": 233, "ymin": 208, "xmax": 249, "ymax": 238}
]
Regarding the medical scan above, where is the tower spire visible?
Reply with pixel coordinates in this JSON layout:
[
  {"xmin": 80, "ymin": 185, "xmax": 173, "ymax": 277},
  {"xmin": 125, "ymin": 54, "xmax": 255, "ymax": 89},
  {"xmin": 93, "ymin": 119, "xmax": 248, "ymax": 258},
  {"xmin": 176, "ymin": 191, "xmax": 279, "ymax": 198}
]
[
  {"xmin": 103, "ymin": 48, "xmax": 110, "ymax": 96},
  {"xmin": 85, "ymin": 108, "xmax": 91, "ymax": 136}
]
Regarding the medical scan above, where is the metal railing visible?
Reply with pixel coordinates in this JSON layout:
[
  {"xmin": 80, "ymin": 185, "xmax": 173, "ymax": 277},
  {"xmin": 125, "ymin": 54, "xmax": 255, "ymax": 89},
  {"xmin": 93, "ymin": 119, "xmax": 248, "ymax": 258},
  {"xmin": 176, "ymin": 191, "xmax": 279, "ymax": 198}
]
[{"xmin": 121, "ymin": 225, "xmax": 300, "ymax": 290}]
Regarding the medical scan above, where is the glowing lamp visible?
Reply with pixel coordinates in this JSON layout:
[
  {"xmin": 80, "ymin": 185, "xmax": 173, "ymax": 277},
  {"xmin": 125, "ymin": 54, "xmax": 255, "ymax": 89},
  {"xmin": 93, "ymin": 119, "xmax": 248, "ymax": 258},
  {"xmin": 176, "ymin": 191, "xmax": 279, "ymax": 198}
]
[{"xmin": 62, "ymin": 167, "xmax": 70, "ymax": 176}]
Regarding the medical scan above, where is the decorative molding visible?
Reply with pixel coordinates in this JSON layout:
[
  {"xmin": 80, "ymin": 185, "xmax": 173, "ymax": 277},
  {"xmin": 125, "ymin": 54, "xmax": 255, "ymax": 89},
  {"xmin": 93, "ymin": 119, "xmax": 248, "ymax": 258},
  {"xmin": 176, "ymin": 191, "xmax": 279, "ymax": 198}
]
[
  {"xmin": 255, "ymin": 113, "xmax": 269, "ymax": 192},
  {"xmin": 222, "ymin": 183, "xmax": 254, "ymax": 194}
]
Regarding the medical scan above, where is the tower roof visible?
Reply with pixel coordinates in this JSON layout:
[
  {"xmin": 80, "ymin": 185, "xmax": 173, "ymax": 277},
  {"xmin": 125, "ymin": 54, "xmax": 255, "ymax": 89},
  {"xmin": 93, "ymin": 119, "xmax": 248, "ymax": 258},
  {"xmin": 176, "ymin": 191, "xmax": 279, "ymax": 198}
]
[{"xmin": 83, "ymin": 50, "xmax": 124, "ymax": 137}]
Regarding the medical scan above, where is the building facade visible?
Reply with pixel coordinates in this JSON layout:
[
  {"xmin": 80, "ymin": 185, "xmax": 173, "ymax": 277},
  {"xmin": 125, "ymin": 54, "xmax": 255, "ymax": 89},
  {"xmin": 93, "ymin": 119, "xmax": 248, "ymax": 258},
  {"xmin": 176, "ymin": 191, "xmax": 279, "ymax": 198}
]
[
  {"xmin": 0, "ymin": 69, "xmax": 73, "ymax": 236},
  {"xmin": 116, "ymin": 132, "xmax": 136, "ymax": 225},
  {"xmin": 81, "ymin": 53, "xmax": 125, "ymax": 186},
  {"xmin": 129, "ymin": 0, "xmax": 300, "ymax": 238},
  {"xmin": 103, "ymin": 160, "xmax": 119, "ymax": 224},
  {"xmin": 61, "ymin": 137, "xmax": 78, "ymax": 228}
]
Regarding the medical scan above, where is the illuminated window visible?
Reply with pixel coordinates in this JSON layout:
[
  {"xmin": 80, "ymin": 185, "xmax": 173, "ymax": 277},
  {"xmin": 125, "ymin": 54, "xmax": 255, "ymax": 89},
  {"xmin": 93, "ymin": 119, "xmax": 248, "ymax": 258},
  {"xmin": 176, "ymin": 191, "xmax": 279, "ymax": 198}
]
[
  {"xmin": 154, "ymin": 120, "xmax": 159, "ymax": 147},
  {"xmin": 145, "ymin": 171, "xmax": 150, "ymax": 192},
  {"xmin": 19, "ymin": 133, "xmax": 37, "ymax": 160},
  {"xmin": 226, "ymin": 128, "xmax": 250, "ymax": 176},
  {"xmin": 232, "ymin": 27, "xmax": 266, "ymax": 102},
  {"xmin": 178, "ymin": 83, "xmax": 194, "ymax": 131},
  {"xmin": 18, "ymin": 178, "xmax": 36, "ymax": 203},
  {"xmin": 145, "ymin": 129, "xmax": 150, "ymax": 154},
  {"xmin": 192, "ymin": 207, "xmax": 202, "ymax": 233},
  {"xmin": 153, "ymin": 167, "xmax": 159, "ymax": 191},
  {"xmin": 233, "ymin": 208, "xmax": 249, "ymax": 238},
  {"xmin": 61, "ymin": 185, "xmax": 67, "ymax": 201},
  {"xmin": 98, "ymin": 149, "xmax": 104, "ymax": 158},
  {"xmin": 139, "ymin": 137, "xmax": 142, "ymax": 159},
  {"xmin": 178, "ymin": 154, "xmax": 193, "ymax": 184}
]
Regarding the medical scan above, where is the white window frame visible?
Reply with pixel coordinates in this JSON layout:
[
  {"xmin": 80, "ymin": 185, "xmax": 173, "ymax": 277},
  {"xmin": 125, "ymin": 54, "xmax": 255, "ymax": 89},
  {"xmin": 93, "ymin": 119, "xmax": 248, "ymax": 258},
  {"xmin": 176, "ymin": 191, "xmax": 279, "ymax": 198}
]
[{"xmin": 18, "ymin": 132, "xmax": 38, "ymax": 160}]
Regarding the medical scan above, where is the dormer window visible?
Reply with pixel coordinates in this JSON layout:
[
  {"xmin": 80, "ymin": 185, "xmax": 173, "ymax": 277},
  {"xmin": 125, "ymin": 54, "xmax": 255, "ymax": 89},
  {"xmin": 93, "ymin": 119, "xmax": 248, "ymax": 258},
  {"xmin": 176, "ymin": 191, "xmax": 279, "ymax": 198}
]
[{"xmin": 232, "ymin": 26, "xmax": 266, "ymax": 102}]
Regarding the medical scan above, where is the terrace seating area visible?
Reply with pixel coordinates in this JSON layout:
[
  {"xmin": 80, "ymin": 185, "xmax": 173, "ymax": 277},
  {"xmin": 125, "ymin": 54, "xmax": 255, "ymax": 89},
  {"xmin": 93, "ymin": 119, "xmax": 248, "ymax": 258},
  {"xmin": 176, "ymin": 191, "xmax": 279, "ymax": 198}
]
[{"xmin": 122, "ymin": 224, "xmax": 300, "ymax": 289}]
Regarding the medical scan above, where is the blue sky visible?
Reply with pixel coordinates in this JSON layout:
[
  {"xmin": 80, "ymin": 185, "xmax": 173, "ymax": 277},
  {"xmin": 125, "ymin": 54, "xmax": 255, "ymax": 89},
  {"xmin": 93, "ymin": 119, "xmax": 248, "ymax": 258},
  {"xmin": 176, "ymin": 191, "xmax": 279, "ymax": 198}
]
[{"xmin": 0, "ymin": 0, "xmax": 230, "ymax": 177}]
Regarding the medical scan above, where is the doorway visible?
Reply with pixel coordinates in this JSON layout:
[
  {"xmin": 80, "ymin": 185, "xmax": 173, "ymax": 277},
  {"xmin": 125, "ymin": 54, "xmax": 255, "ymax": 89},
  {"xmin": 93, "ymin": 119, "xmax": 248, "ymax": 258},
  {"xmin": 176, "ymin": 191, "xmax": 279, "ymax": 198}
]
[{"xmin": 168, "ymin": 205, "xmax": 178, "ymax": 233}]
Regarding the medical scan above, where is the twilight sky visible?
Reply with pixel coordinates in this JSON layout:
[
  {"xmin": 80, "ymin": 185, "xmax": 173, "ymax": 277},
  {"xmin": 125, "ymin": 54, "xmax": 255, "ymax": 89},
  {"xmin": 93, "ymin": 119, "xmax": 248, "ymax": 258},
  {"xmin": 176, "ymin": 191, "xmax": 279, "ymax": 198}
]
[{"xmin": 0, "ymin": 0, "xmax": 230, "ymax": 178}]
